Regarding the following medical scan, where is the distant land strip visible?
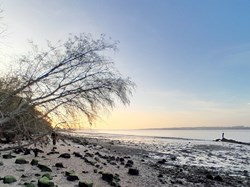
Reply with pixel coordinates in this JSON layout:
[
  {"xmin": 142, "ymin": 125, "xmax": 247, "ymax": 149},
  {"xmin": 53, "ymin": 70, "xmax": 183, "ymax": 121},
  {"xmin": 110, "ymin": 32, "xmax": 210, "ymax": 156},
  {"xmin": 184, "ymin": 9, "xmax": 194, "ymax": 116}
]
[{"xmin": 138, "ymin": 126, "xmax": 250, "ymax": 130}]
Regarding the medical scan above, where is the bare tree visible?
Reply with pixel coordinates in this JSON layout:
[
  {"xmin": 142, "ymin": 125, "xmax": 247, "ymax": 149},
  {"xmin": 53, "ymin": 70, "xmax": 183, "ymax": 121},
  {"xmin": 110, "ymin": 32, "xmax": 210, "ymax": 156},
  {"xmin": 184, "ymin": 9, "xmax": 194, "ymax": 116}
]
[{"xmin": 0, "ymin": 33, "xmax": 135, "ymax": 145}]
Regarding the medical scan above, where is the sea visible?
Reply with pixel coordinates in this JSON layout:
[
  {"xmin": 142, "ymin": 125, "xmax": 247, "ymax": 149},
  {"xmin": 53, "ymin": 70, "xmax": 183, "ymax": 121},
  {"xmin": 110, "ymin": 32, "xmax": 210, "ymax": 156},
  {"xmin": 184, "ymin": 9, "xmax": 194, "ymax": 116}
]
[{"xmin": 73, "ymin": 129, "xmax": 250, "ymax": 143}]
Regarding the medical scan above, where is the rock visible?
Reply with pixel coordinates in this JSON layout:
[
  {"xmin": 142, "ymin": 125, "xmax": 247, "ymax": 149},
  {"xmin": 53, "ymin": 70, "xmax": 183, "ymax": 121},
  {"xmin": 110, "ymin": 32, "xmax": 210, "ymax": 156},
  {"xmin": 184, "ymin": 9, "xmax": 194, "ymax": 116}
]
[
  {"xmin": 0, "ymin": 161, "xmax": 3, "ymax": 166},
  {"xmin": 243, "ymin": 170, "xmax": 248, "ymax": 176},
  {"xmin": 73, "ymin": 152, "xmax": 82, "ymax": 157},
  {"xmin": 110, "ymin": 161, "xmax": 117, "ymax": 165},
  {"xmin": 2, "ymin": 154, "xmax": 16, "ymax": 159},
  {"xmin": 93, "ymin": 169, "xmax": 97, "ymax": 173},
  {"xmin": 58, "ymin": 153, "xmax": 71, "ymax": 158},
  {"xmin": 67, "ymin": 173, "xmax": 79, "ymax": 181},
  {"xmin": 102, "ymin": 173, "xmax": 114, "ymax": 183},
  {"xmin": 65, "ymin": 170, "xmax": 80, "ymax": 181},
  {"xmin": 38, "ymin": 176, "xmax": 54, "ymax": 187},
  {"xmin": 125, "ymin": 160, "xmax": 134, "ymax": 167},
  {"xmin": 157, "ymin": 159, "xmax": 166, "ymax": 164},
  {"xmin": 32, "ymin": 148, "xmax": 44, "ymax": 157},
  {"xmin": 158, "ymin": 174, "xmax": 163, "ymax": 178},
  {"xmin": 55, "ymin": 162, "xmax": 64, "ymax": 168},
  {"xmin": 78, "ymin": 181, "xmax": 93, "ymax": 187},
  {"xmin": 31, "ymin": 159, "xmax": 39, "ymax": 166},
  {"xmin": 214, "ymin": 175, "xmax": 223, "ymax": 182},
  {"xmin": 21, "ymin": 174, "xmax": 28, "ymax": 178},
  {"xmin": 14, "ymin": 148, "xmax": 23, "ymax": 154},
  {"xmin": 83, "ymin": 157, "xmax": 96, "ymax": 166},
  {"xmin": 15, "ymin": 158, "xmax": 29, "ymax": 164},
  {"xmin": 42, "ymin": 173, "xmax": 53, "ymax": 180},
  {"xmin": 206, "ymin": 174, "xmax": 213, "ymax": 180},
  {"xmin": 85, "ymin": 153, "xmax": 94, "ymax": 157},
  {"xmin": 3, "ymin": 175, "xmax": 17, "ymax": 184},
  {"xmin": 65, "ymin": 170, "xmax": 75, "ymax": 176},
  {"xmin": 37, "ymin": 164, "xmax": 52, "ymax": 172},
  {"xmin": 110, "ymin": 181, "xmax": 120, "ymax": 187},
  {"xmin": 23, "ymin": 182, "xmax": 36, "ymax": 187},
  {"xmin": 128, "ymin": 168, "xmax": 139, "ymax": 176},
  {"xmin": 170, "ymin": 155, "xmax": 177, "ymax": 161},
  {"xmin": 47, "ymin": 151, "xmax": 59, "ymax": 155},
  {"xmin": 24, "ymin": 148, "xmax": 31, "ymax": 155}
]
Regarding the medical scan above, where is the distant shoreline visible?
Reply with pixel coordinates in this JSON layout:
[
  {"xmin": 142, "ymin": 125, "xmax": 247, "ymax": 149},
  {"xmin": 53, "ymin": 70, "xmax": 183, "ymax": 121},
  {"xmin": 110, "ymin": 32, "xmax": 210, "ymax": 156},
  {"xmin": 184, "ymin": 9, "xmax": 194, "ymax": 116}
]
[{"xmin": 137, "ymin": 126, "xmax": 250, "ymax": 130}]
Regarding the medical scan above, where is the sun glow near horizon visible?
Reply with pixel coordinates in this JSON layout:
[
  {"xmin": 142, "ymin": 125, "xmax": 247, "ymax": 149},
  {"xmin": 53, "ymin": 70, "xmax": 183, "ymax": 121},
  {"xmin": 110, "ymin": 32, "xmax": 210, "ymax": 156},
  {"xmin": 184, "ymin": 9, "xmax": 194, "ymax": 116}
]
[{"xmin": 90, "ymin": 106, "xmax": 250, "ymax": 130}]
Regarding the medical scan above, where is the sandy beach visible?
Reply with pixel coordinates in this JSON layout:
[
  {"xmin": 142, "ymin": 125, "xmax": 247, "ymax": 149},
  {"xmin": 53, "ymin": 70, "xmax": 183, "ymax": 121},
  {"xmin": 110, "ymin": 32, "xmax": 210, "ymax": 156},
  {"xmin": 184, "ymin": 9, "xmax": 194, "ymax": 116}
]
[{"xmin": 0, "ymin": 133, "xmax": 249, "ymax": 187}]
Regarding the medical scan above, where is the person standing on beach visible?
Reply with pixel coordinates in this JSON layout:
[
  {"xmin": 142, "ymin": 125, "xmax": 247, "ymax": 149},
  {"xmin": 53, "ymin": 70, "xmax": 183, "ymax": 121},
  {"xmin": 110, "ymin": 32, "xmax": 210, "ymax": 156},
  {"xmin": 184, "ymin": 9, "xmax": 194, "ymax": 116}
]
[
  {"xmin": 51, "ymin": 131, "xmax": 57, "ymax": 145},
  {"xmin": 222, "ymin": 132, "xmax": 225, "ymax": 140}
]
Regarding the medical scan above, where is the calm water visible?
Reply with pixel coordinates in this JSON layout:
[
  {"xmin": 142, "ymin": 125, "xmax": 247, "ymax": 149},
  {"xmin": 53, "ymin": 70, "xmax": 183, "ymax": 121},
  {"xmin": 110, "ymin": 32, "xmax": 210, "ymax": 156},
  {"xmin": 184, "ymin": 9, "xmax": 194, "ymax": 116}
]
[{"xmin": 75, "ymin": 129, "xmax": 250, "ymax": 142}]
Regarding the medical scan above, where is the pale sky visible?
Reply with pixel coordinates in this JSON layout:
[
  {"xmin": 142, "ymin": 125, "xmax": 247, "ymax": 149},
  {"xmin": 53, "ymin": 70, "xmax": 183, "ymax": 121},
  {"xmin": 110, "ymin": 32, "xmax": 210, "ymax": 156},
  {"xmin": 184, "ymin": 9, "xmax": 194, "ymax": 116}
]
[{"xmin": 1, "ymin": 0, "xmax": 250, "ymax": 129}]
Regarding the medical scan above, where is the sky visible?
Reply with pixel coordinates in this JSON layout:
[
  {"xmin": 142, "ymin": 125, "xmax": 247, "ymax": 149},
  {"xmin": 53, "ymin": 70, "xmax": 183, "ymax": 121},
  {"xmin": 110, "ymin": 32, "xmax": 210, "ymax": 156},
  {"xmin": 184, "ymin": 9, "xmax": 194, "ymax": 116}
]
[{"xmin": 1, "ymin": 0, "xmax": 250, "ymax": 129}]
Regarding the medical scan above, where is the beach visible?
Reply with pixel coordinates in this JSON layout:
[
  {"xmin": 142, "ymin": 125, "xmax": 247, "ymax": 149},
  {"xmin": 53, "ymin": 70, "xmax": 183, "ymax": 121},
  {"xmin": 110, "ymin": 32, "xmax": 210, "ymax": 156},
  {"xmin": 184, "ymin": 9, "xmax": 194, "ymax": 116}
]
[{"xmin": 0, "ymin": 133, "xmax": 249, "ymax": 187}]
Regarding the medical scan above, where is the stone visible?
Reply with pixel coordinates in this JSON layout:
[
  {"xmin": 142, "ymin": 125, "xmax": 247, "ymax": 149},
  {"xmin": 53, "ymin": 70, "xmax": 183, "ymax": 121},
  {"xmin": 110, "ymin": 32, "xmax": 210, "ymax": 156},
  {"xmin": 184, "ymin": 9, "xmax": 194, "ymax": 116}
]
[
  {"xmin": 78, "ymin": 181, "xmax": 93, "ymax": 187},
  {"xmin": 2, "ymin": 154, "xmax": 16, "ymax": 159},
  {"xmin": 110, "ymin": 161, "xmax": 117, "ymax": 165},
  {"xmin": 24, "ymin": 148, "xmax": 31, "ymax": 155},
  {"xmin": 157, "ymin": 159, "xmax": 166, "ymax": 164},
  {"xmin": 65, "ymin": 170, "xmax": 75, "ymax": 176},
  {"xmin": 14, "ymin": 148, "xmax": 23, "ymax": 154},
  {"xmin": 15, "ymin": 158, "xmax": 29, "ymax": 164},
  {"xmin": 158, "ymin": 174, "xmax": 163, "ymax": 178},
  {"xmin": 170, "ymin": 155, "xmax": 177, "ymax": 161},
  {"xmin": 214, "ymin": 175, "xmax": 223, "ymax": 182},
  {"xmin": 42, "ymin": 173, "xmax": 53, "ymax": 180},
  {"xmin": 24, "ymin": 182, "xmax": 36, "ymax": 187},
  {"xmin": 47, "ymin": 151, "xmax": 59, "ymax": 155},
  {"xmin": 85, "ymin": 152, "xmax": 94, "ymax": 157},
  {"xmin": 65, "ymin": 171, "xmax": 79, "ymax": 181},
  {"xmin": 243, "ymin": 170, "xmax": 248, "ymax": 176},
  {"xmin": 31, "ymin": 159, "xmax": 39, "ymax": 166},
  {"xmin": 102, "ymin": 173, "xmax": 114, "ymax": 183},
  {"xmin": 58, "ymin": 153, "xmax": 71, "ymax": 158},
  {"xmin": 128, "ymin": 168, "xmax": 139, "ymax": 176},
  {"xmin": 55, "ymin": 162, "xmax": 64, "ymax": 168},
  {"xmin": 32, "ymin": 148, "xmax": 44, "ymax": 157},
  {"xmin": 67, "ymin": 173, "xmax": 79, "ymax": 181},
  {"xmin": 3, "ymin": 175, "xmax": 17, "ymax": 184},
  {"xmin": 73, "ymin": 152, "xmax": 82, "ymax": 157},
  {"xmin": 110, "ymin": 181, "xmax": 121, "ymax": 187},
  {"xmin": 125, "ymin": 160, "xmax": 134, "ymax": 167},
  {"xmin": 206, "ymin": 174, "xmax": 213, "ymax": 180},
  {"xmin": 21, "ymin": 174, "xmax": 28, "ymax": 178},
  {"xmin": 38, "ymin": 176, "xmax": 54, "ymax": 187},
  {"xmin": 37, "ymin": 164, "xmax": 52, "ymax": 172}
]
